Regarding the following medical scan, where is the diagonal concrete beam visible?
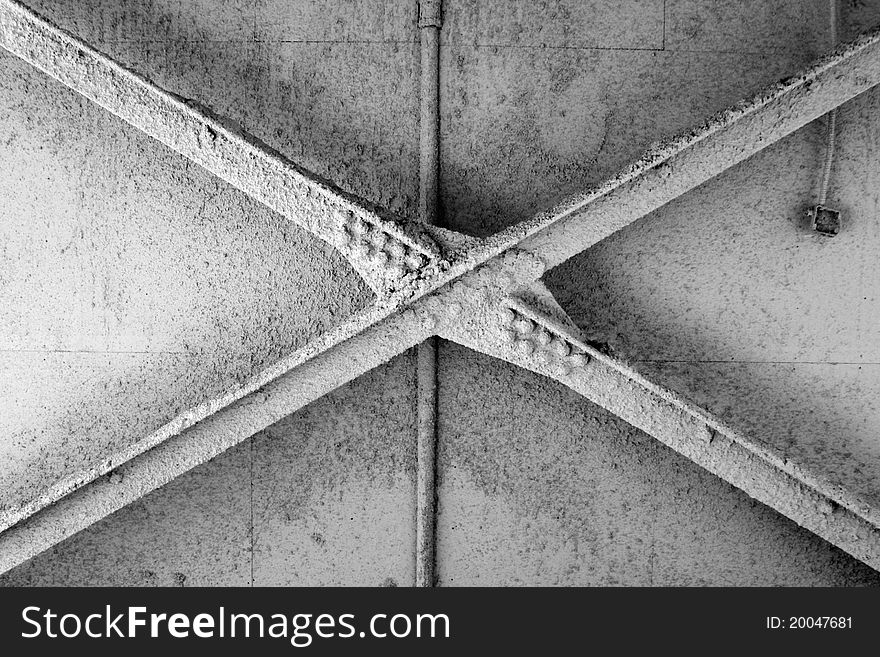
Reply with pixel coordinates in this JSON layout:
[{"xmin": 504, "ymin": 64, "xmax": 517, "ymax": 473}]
[
  {"xmin": 439, "ymin": 288, "xmax": 880, "ymax": 571},
  {"xmin": 0, "ymin": 302, "xmax": 438, "ymax": 573},
  {"xmin": 0, "ymin": 0, "xmax": 439, "ymax": 297}
]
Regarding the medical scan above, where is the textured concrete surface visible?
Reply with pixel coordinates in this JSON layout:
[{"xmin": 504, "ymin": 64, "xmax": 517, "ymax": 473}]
[
  {"xmin": 665, "ymin": 0, "xmax": 829, "ymax": 52},
  {"xmin": 0, "ymin": 352, "xmax": 417, "ymax": 586},
  {"xmin": 0, "ymin": 440, "xmax": 252, "ymax": 587},
  {"xmin": 436, "ymin": 342, "xmax": 880, "ymax": 586},
  {"xmin": 2, "ymin": 0, "xmax": 880, "ymax": 585},
  {"xmin": 251, "ymin": 353, "xmax": 417, "ymax": 586},
  {"xmin": 440, "ymin": 0, "xmax": 664, "ymax": 49}
]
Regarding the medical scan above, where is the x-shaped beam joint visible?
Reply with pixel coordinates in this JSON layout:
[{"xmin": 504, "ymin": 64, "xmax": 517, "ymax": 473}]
[{"xmin": 2, "ymin": 0, "xmax": 880, "ymax": 573}]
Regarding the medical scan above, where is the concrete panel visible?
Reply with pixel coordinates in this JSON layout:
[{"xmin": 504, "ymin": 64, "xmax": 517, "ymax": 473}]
[
  {"xmin": 440, "ymin": 0, "xmax": 664, "ymax": 49},
  {"xmin": 0, "ymin": 351, "xmax": 196, "ymax": 512},
  {"xmin": 24, "ymin": 0, "xmax": 257, "ymax": 43},
  {"xmin": 665, "ymin": 0, "xmax": 827, "ymax": 54},
  {"xmin": 252, "ymin": 352, "xmax": 417, "ymax": 586},
  {"xmin": 257, "ymin": 41, "xmax": 420, "ymax": 219},
  {"xmin": 256, "ymin": 0, "xmax": 417, "ymax": 43},
  {"xmin": 843, "ymin": 0, "xmax": 880, "ymax": 41},
  {"xmin": 436, "ymin": 343, "xmax": 880, "ymax": 586},
  {"xmin": 440, "ymin": 47, "xmax": 814, "ymax": 236},
  {"xmin": 0, "ymin": 350, "xmax": 418, "ymax": 586},
  {"xmin": 648, "ymin": 438, "xmax": 880, "ymax": 586},
  {"xmin": 0, "ymin": 440, "xmax": 251, "ymax": 586}
]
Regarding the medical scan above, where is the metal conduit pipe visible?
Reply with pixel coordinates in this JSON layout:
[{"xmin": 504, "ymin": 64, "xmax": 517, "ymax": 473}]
[{"xmin": 416, "ymin": 0, "xmax": 442, "ymax": 588}]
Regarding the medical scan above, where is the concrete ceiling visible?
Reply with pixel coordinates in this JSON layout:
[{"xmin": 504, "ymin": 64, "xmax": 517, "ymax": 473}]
[{"xmin": 1, "ymin": 0, "xmax": 880, "ymax": 586}]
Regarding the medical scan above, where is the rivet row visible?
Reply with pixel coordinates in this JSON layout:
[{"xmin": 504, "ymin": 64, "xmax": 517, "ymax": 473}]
[
  {"xmin": 339, "ymin": 211, "xmax": 427, "ymax": 276},
  {"xmin": 505, "ymin": 307, "xmax": 590, "ymax": 372}
]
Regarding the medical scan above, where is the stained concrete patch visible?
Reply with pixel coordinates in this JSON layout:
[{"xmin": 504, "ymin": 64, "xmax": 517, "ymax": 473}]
[
  {"xmin": 440, "ymin": 0, "xmax": 664, "ymax": 49},
  {"xmin": 665, "ymin": 0, "xmax": 828, "ymax": 54},
  {"xmin": 251, "ymin": 352, "xmax": 418, "ymax": 586},
  {"xmin": 436, "ymin": 342, "xmax": 880, "ymax": 586},
  {"xmin": 24, "ymin": 0, "xmax": 257, "ymax": 44},
  {"xmin": 440, "ymin": 47, "xmax": 814, "ymax": 236},
  {"xmin": 0, "ymin": 440, "xmax": 252, "ymax": 586},
  {"xmin": 256, "ymin": 0, "xmax": 417, "ymax": 43},
  {"xmin": 842, "ymin": 0, "xmax": 880, "ymax": 42},
  {"xmin": 257, "ymin": 41, "xmax": 420, "ymax": 219}
]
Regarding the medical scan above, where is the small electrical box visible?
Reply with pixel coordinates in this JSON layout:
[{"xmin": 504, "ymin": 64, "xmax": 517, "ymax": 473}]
[{"xmin": 810, "ymin": 205, "xmax": 841, "ymax": 237}]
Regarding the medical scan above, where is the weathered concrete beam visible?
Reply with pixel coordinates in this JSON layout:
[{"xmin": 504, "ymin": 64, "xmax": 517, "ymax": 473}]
[
  {"xmin": 0, "ymin": 303, "xmax": 436, "ymax": 573},
  {"xmin": 469, "ymin": 25, "xmax": 880, "ymax": 275},
  {"xmin": 439, "ymin": 288, "xmax": 880, "ymax": 571},
  {"xmin": 0, "ymin": 0, "xmax": 439, "ymax": 297}
]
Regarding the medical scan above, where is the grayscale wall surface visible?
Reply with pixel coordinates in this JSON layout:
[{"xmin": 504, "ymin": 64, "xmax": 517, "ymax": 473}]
[{"xmin": 1, "ymin": 0, "xmax": 880, "ymax": 586}]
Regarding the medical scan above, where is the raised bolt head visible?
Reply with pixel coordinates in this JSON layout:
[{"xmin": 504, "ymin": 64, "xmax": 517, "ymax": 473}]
[
  {"xmin": 405, "ymin": 251, "xmax": 426, "ymax": 271},
  {"xmin": 424, "ymin": 296, "xmax": 442, "ymax": 314},
  {"xmin": 535, "ymin": 329, "xmax": 552, "ymax": 347},
  {"xmin": 555, "ymin": 361, "xmax": 572, "ymax": 378},
  {"xmin": 350, "ymin": 216, "xmax": 368, "ymax": 235},
  {"xmin": 551, "ymin": 339, "xmax": 570, "ymax": 357},
  {"xmin": 353, "ymin": 242, "xmax": 369, "ymax": 258},
  {"xmin": 386, "ymin": 241, "xmax": 406, "ymax": 258},
  {"xmin": 512, "ymin": 317, "xmax": 535, "ymax": 335},
  {"xmin": 516, "ymin": 338, "xmax": 535, "ymax": 355}
]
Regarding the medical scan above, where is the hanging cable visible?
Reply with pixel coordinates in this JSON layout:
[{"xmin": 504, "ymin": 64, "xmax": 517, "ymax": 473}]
[
  {"xmin": 811, "ymin": 0, "xmax": 843, "ymax": 235},
  {"xmin": 818, "ymin": 0, "xmax": 839, "ymax": 207}
]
